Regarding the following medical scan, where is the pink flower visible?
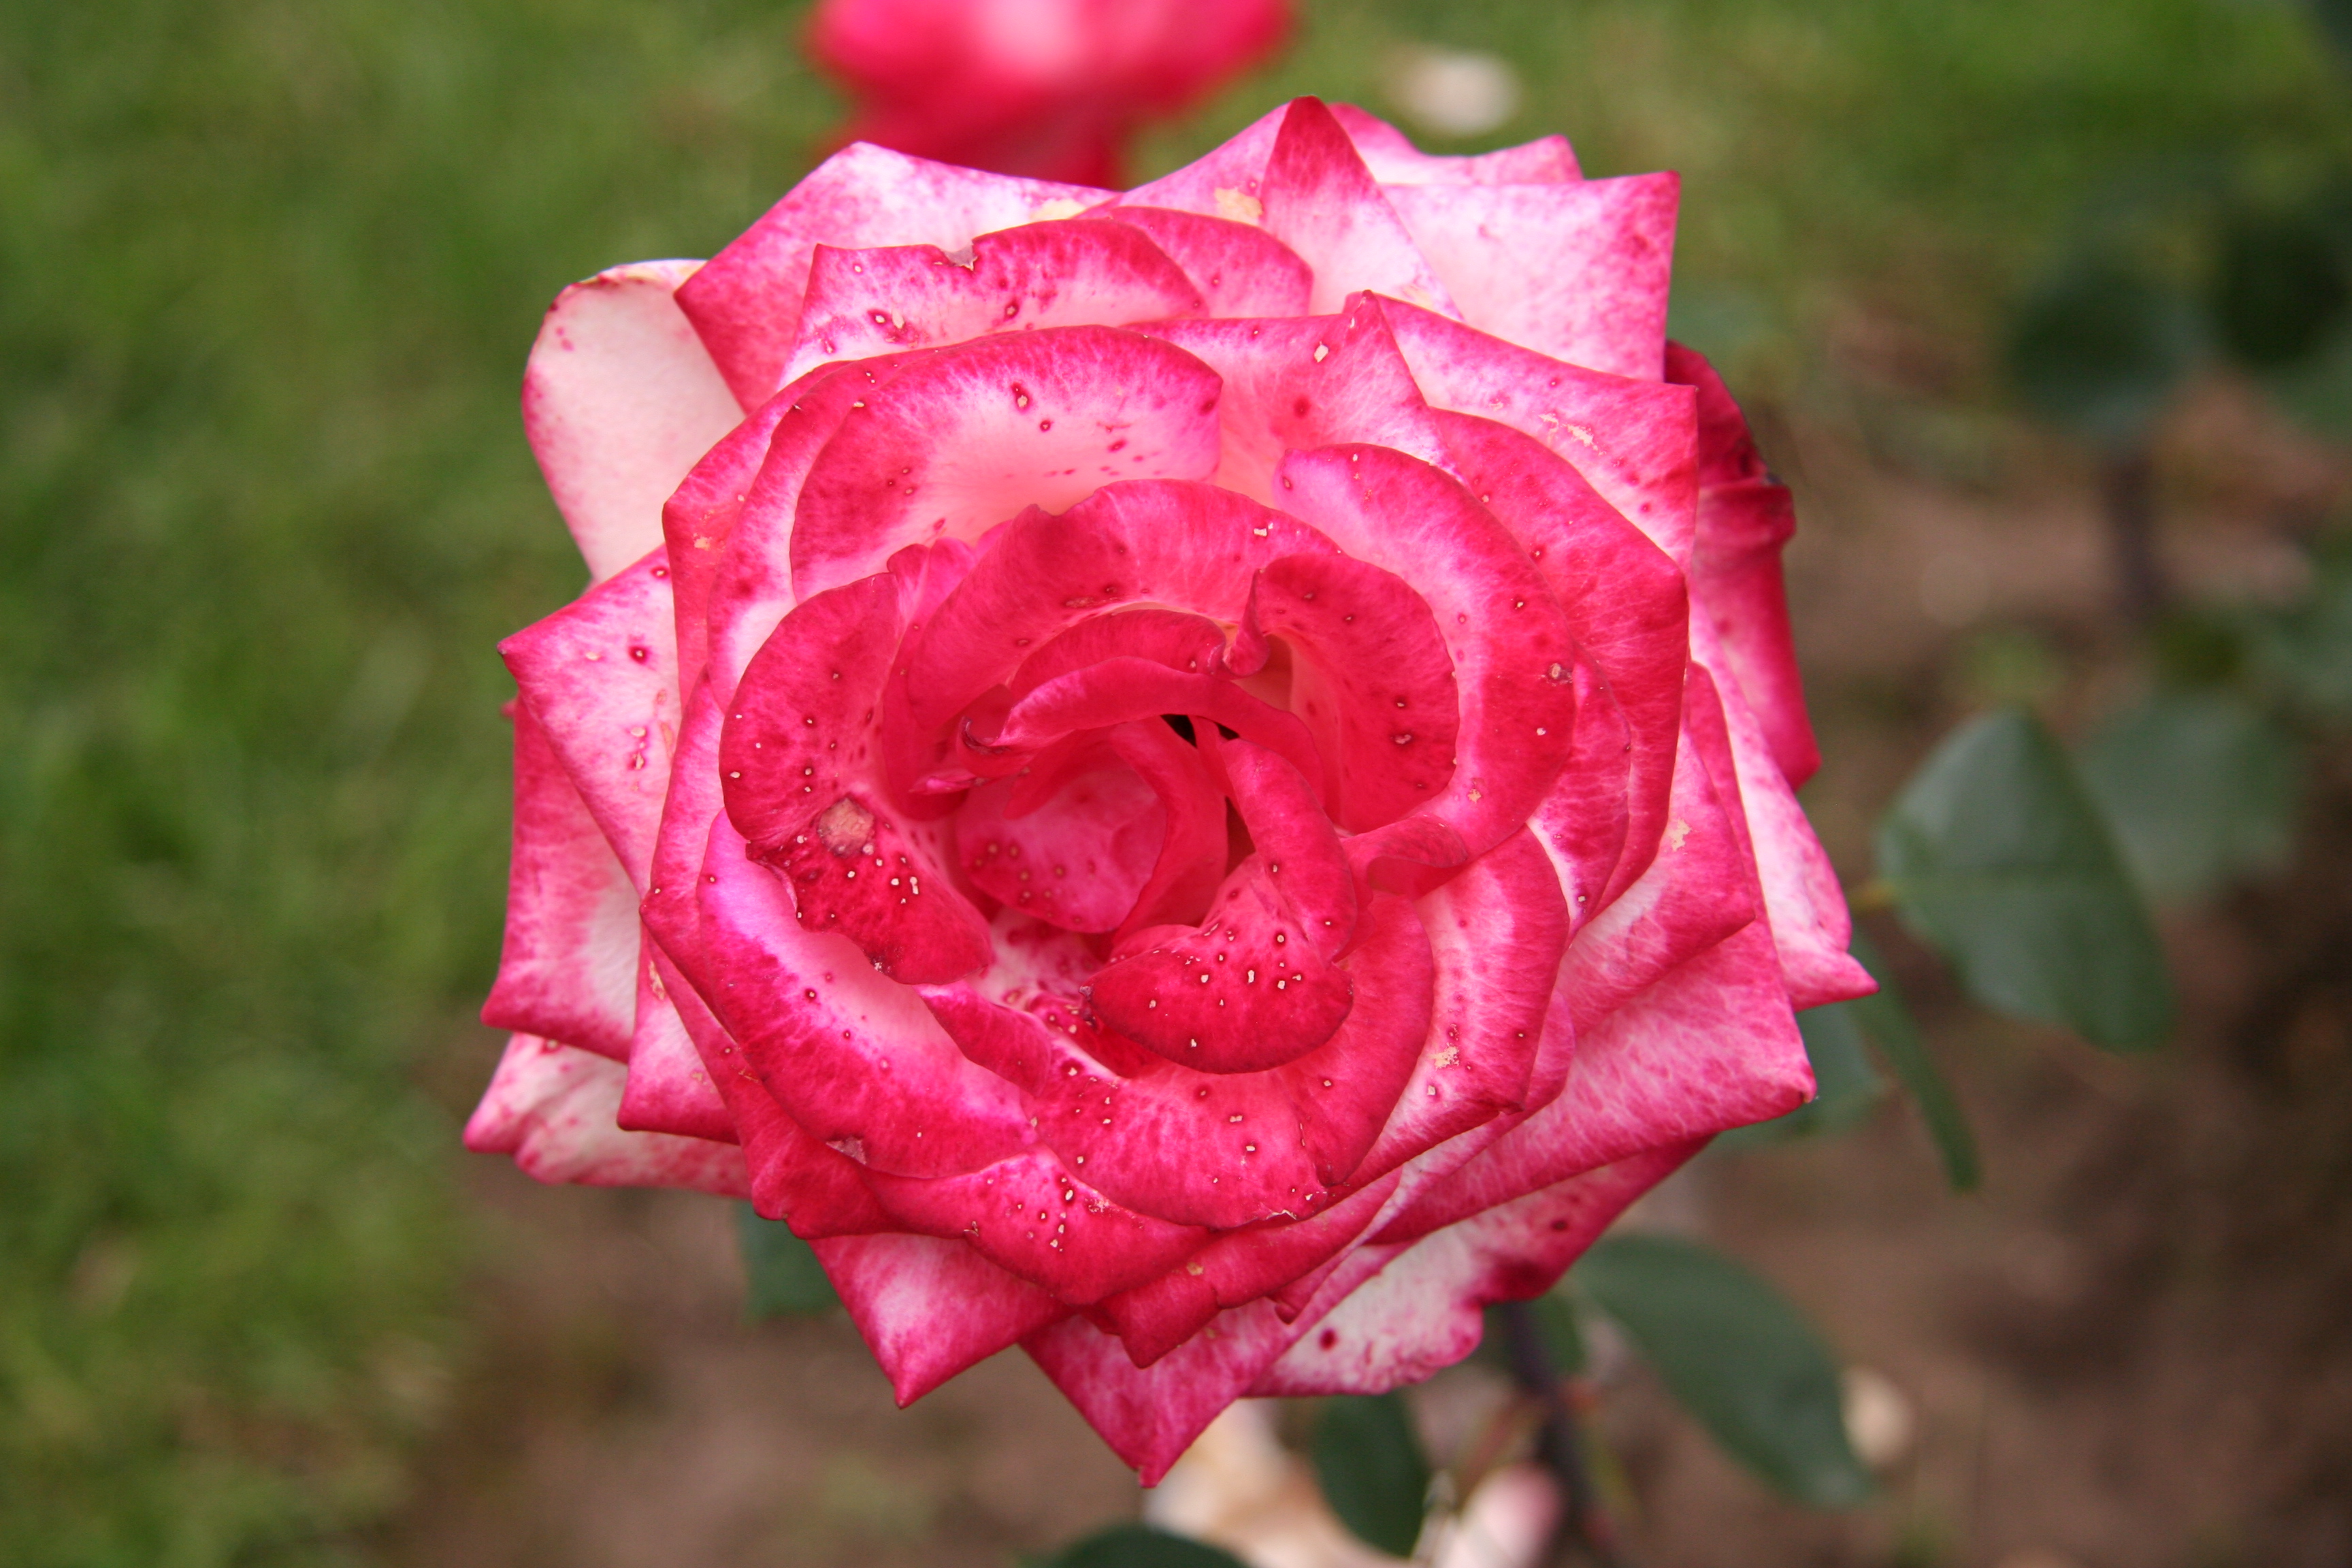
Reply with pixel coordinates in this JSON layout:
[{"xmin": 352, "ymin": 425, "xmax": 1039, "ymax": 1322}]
[
  {"xmin": 467, "ymin": 97, "xmax": 1872, "ymax": 1480},
  {"xmin": 807, "ymin": 0, "xmax": 1291, "ymax": 186}
]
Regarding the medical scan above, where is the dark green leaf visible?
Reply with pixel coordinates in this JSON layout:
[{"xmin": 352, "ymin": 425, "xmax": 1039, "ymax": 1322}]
[
  {"xmin": 2007, "ymin": 259, "xmax": 2200, "ymax": 448},
  {"xmin": 1040, "ymin": 1524, "xmax": 1249, "ymax": 1568},
  {"xmin": 2212, "ymin": 207, "xmax": 2352, "ymax": 371},
  {"xmin": 1848, "ymin": 930, "xmax": 1982, "ymax": 1193},
  {"xmin": 1575, "ymin": 1235, "xmax": 1872, "ymax": 1508},
  {"xmin": 1717, "ymin": 1003, "xmax": 1886, "ymax": 1148},
  {"xmin": 737, "ymin": 1205, "xmax": 838, "ymax": 1318},
  {"xmin": 2077, "ymin": 689, "xmax": 2300, "ymax": 900},
  {"xmin": 1876, "ymin": 707, "xmax": 2176, "ymax": 1049},
  {"xmin": 1310, "ymin": 1392, "xmax": 1431, "ymax": 1556}
]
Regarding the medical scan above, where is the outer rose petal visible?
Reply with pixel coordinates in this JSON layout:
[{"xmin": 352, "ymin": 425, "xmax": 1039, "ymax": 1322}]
[
  {"xmin": 1258, "ymin": 97, "xmax": 1457, "ymax": 316},
  {"xmin": 616, "ymin": 937, "xmax": 738, "ymax": 1142},
  {"xmin": 782, "ymin": 218, "xmax": 1206, "ymax": 385},
  {"xmin": 480, "ymin": 704, "xmax": 640, "ymax": 1060},
  {"xmin": 1252, "ymin": 1143, "xmax": 1696, "ymax": 1396},
  {"xmin": 1113, "ymin": 101, "xmax": 1289, "ymax": 219},
  {"xmin": 1388, "ymin": 174, "xmax": 1679, "ymax": 380},
  {"xmin": 500, "ymin": 548, "xmax": 683, "ymax": 887},
  {"xmin": 1328, "ymin": 103, "xmax": 1580, "ymax": 184},
  {"xmin": 1098, "ymin": 1171, "xmax": 1403, "ymax": 1367},
  {"xmin": 1372, "ymin": 295, "xmax": 1699, "ymax": 566},
  {"xmin": 676, "ymin": 142, "xmax": 1113, "ymax": 408},
  {"xmin": 1024, "ymin": 1299, "xmax": 1309, "ymax": 1484},
  {"xmin": 1667, "ymin": 341, "xmax": 1821, "ymax": 787},
  {"xmin": 817, "ymin": 1231, "xmax": 1068, "ymax": 1404},
  {"xmin": 523, "ymin": 261, "xmax": 744, "ymax": 583},
  {"xmin": 1686, "ymin": 632, "xmax": 1873, "ymax": 1009},
  {"xmin": 465, "ymin": 1034, "xmax": 749, "ymax": 1198}
]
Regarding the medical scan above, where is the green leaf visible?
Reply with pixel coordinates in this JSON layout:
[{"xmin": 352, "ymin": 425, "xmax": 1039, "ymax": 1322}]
[
  {"xmin": 2077, "ymin": 689, "xmax": 2301, "ymax": 901},
  {"xmin": 1310, "ymin": 1392, "xmax": 1432, "ymax": 1556},
  {"xmin": 1040, "ymin": 1524, "xmax": 1249, "ymax": 1568},
  {"xmin": 2007, "ymin": 259, "xmax": 2200, "ymax": 448},
  {"xmin": 1848, "ymin": 930, "xmax": 1982, "ymax": 1193},
  {"xmin": 1716, "ymin": 1003, "xmax": 1886, "ymax": 1148},
  {"xmin": 737, "ymin": 1205, "xmax": 838, "ymax": 1318},
  {"xmin": 1876, "ymin": 707, "xmax": 2176, "ymax": 1049},
  {"xmin": 1575, "ymin": 1235, "xmax": 1872, "ymax": 1508}
]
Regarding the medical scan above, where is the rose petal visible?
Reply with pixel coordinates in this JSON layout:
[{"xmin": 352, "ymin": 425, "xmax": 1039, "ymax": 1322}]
[
  {"xmin": 1273, "ymin": 444, "xmax": 1577, "ymax": 858},
  {"xmin": 1431, "ymin": 408, "xmax": 1687, "ymax": 915},
  {"xmin": 1143, "ymin": 306, "xmax": 1455, "ymax": 508},
  {"xmin": 1250, "ymin": 551, "xmax": 1460, "ymax": 832},
  {"xmin": 662, "ymin": 380, "xmax": 803, "ymax": 698},
  {"xmin": 1352, "ymin": 829, "xmax": 1567, "ymax": 1183},
  {"xmin": 817, "ymin": 1231, "xmax": 1068, "ymax": 1403},
  {"xmin": 653, "ymin": 942, "xmax": 893, "ymax": 1237},
  {"xmin": 783, "ymin": 218, "xmax": 1207, "ymax": 386},
  {"xmin": 1258, "ymin": 98, "xmax": 1457, "ymax": 316},
  {"xmin": 1372, "ymin": 295, "xmax": 1699, "ymax": 567},
  {"xmin": 929, "ymin": 894, "xmax": 1433, "ymax": 1227},
  {"xmin": 789, "ymin": 327, "xmax": 1226, "ymax": 598},
  {"xmin": 909, "ymin": 479, "xmax": 1339, "ymax": 727},
  {"xmin": 465, "ymin": 1034, "xmax": 750, "ymax": 1198},
  {"xmin": 1096, "ymin": 1171, "xmax": 1403, "ymax": 1367},
  {"xmin": 500, "ymin": 548, "xmax": 682, "ymax": 888},
  {"xmin": 863, "ymin": 1149, "xmax": 1209, "ymax": 1303},
  {"xmin": 1686, "ymin": 636, "xmax": 1873, "ymax": 1009},
  {"xmin": 523, "ymin": 261, "xmax": 743, "ymax": 582},
  {"xmin": 956, "ymin": 763, "xmax": 1164, "ymax": 933},
  {"xmin": 721, "ymin": 572, "xmax": 994, "ymax": 981},
  {"xmin": 1102, "ymin": 206, "xmax": 1313, "ymax": 316},
  {"xmin": 676, "ymin": 142, "xmax": 1112, "ymax": 408},
  {"xmin": 1022, "ymin": 1301, "xmax": 1305, "ymax": 1484},
  {"xmin": 1113, "ymin": 101, "xmax": 1288, "ymax": 220},
  {"xmin": 1668, "ymin": 342, "xmax": 1820, "ymax": 787},
  {"xmin": 1091, "ymin": 742, "xmax": 1362, "ymax": 1072},
  {"xmin": 1105, "ymin": 718, "xmax": 1228, "ymax": 937},
  {"xmin": 1388, "ymin": 174, "xmax": 1679, "ymax": 380},
  {"xmin": 1252, "ymin": 1143, "xmax": 1695, "ymax": 1396},
  {"xmin": 1329, "ymin": 103, "xmax": 1580, "ymax": 184},
  {"xmin": 481, "ymin": 704, "xmax": 641, "ymax": 1060},
  {"xmin": 697, "ymin": 810, "xmax": 1030, "ymax": 1178},
  {"xmin": 615, "ymin": 936, "xmax": 738, "ymax": 1142}
]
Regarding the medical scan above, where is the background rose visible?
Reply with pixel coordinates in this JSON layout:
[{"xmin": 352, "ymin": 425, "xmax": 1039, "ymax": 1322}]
[
  {"xmin": 467, "ymin": 95, "xmax": 1872, "ymax": 1478},
  {"xmin": 808, "ymin": 0, "xmax": 1292, "ymax": 185}
]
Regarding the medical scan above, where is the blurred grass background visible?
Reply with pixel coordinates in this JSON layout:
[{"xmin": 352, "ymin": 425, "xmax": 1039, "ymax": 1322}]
[{"xmin": 3, "ymin": 0, "xmax": 2347, "ymax": 1561}]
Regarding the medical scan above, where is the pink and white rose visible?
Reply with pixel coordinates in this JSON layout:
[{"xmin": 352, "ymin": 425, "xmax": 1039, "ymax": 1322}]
[
  {"xmin": 808, "ymin": 0, "xmax": 1292, "ymax": 186},
  {"xmin": 466, "ymin": 96, "xmax": 1872, "ymax": 1480}
]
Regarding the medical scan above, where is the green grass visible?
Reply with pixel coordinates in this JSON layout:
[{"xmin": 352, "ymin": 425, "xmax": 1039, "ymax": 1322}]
[{"xmin": 1, "ymin": 0, "xmax": 2345, "ymax": 1561}]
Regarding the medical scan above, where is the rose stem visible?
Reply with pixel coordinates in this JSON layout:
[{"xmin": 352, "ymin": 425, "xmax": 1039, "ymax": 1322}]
[{"xmin": 1493, "ymin": 1298, "xmax": 1632, "ymax": 1568}]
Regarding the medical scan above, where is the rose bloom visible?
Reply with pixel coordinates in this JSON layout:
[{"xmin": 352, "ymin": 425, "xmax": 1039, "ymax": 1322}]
[
  {"xmin": 467, "ymin": 96, "xmax": 1872, "ymax": 1480},
  {"xmin": 808, "ymin": 0, "xmax": 1290, "ymax": 185}
]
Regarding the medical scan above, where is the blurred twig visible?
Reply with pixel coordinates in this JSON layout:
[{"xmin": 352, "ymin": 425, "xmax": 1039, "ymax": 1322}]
[{"xmin": 1494, "ymin": 1301, "xmax": 1631, "ymax": 1568}]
